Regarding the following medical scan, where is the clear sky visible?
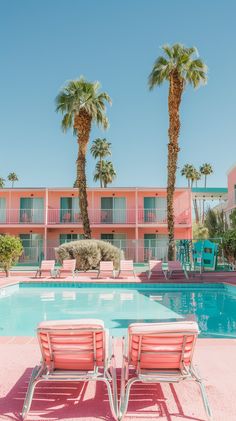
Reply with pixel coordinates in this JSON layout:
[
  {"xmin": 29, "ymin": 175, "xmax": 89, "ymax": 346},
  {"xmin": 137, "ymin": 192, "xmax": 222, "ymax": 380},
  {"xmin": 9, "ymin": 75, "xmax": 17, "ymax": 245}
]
[{"xmin": 0, "ymin": 0, "xmax": 235, "ymax": 189}]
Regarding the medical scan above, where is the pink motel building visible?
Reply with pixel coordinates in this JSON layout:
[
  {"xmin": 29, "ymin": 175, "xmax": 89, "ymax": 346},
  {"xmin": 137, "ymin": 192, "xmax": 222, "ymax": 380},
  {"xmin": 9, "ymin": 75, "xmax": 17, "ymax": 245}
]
[
  {"xmin": 0, "ymin": 187, "xmax": 192, "ymax": 264},
  {"xmin": 225, "ymin": 164, "xmax": 236, "ymax": 220}
]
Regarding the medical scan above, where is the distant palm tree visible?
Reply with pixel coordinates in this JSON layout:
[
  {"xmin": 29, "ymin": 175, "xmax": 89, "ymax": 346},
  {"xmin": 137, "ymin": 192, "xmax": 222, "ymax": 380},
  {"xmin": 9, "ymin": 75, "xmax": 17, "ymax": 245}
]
[
  {"xmin": 56, "ymin": 77, "xmax": 111, "ymax": 238},
  {"xmin": 149, "ymin": 43, "xmax": 207, "ymax": 259},
  {"xmin": 7, "ymin": 172, "xmax": 18, "ymax": 188},
  {"xmin": 91, "ymin": 138, "xmax": 111, "ymax": 187},
  {"xmin": 94, "ymin": 160, "xmax": 116, "ymax": 187},
  {"xmin": 191, "ymin": 168, "xmax": 201, "ymax": 223},
  {"xmin": 200, "ymin": 163, "xmax": 213, "ymax": 188},
  {"xmin": 200, "ymin": 163, "xmax": 213, "ymax": 222},
  {"xmin": 181, "ymin": 164, "xmax": 195, "ymax": 188},
  {"xmin": 0, "ymin": 178, "xmax": 5, "ymax": 188}
]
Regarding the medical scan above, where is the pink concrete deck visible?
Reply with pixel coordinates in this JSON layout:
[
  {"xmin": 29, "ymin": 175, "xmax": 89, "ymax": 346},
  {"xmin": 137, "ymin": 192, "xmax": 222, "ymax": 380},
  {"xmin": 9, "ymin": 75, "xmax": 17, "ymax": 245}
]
[
  {"xmin": 1, "ymin": 270, "xmax": 236, "ymax": 286},
  {"xmin": 0, "ymin": 338, "xmax": 236, "ymax": 420}
]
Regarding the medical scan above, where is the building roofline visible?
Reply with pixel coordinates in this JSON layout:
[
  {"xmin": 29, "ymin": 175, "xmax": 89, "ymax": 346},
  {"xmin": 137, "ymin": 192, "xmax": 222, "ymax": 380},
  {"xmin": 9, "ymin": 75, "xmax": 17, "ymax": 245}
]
[{"xmin": 0, "ymin": 186, "xmax": 190, "ymax": 192}]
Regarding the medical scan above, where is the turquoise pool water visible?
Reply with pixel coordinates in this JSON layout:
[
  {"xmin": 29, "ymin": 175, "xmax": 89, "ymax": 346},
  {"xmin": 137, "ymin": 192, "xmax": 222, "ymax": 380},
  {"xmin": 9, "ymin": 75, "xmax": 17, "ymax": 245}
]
[{"xmin": 0, "ymin": 283, "xmax": 236, "ymax": 338}]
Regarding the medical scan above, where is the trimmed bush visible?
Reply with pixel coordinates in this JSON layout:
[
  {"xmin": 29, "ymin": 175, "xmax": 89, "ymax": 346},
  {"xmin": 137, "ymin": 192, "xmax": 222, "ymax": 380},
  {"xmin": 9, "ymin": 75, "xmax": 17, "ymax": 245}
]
[
  {"xmin": 0, "ymin": 235, "xmax": 23, "ymax": 276},
  {"xmin": 55, "ymin": 239, "xmax": 124, "ymax": 271}
]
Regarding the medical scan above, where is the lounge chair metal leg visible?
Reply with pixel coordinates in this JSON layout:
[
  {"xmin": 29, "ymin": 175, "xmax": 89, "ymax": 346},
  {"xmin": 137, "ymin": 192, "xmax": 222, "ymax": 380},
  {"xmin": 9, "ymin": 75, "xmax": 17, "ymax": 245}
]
[
  {"xmin": 190, "ymin": 366, "xmax": 212, "ymax": 419},
  {"xmin": 22, "ymin": 365, "xmax": 43, "ymax": 419},
  {"xmin": 119, "ymin": 377, "xmax": 137, "ymax": 420}
]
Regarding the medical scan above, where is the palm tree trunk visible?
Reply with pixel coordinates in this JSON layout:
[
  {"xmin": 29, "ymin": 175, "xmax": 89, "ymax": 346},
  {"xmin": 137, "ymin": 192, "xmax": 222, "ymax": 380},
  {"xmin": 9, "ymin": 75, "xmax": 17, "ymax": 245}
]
[
  {"xmin": 202, "ymin": 175, "xmax": 207, "ymax": 223},
  {"xmin": 167, "ymin": 70, "xmax": 184, "ymax": 260},
  {"xmin": 74, "ymin": 111, "xmax": 92, "ymax": 239},
  {"xmin": 99, "ymin": 158, "xmax": 103, "ymax": 188}
]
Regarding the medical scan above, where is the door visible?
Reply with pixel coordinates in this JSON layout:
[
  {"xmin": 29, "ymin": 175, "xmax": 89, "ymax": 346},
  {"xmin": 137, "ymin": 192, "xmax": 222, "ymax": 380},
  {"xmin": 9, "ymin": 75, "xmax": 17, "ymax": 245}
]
[
  {"xmin": 19, "ymin": 234, "xmax": 43, "ymax": 264},
  {"xmin": 113, "ymin": 197, "xmax": 126, "ymax": 223},
  {"xmin": 32, "ymin": 198, "xmax": 44, "ymax": 223},
  {"xmin": 0, "ymin": 198, "xmax": 6, "ymax": 223},
  {"xmin": 101, "ymin": 198, "xmax": 113, "ymax": 223},
  {"xmin": 144, "ymin": 234, "xmax": 168, "ymax": 260}
]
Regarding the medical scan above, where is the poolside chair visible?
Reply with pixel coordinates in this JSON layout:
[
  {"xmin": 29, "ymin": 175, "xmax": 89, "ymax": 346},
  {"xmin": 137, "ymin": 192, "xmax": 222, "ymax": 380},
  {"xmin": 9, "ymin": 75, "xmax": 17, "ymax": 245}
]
[
  {"xmin": 167, "ymin": 260, "xmax": 189, "ymax": 280},
  {"xmin": 119, "ymin": 321, "xmax": 212, "ymax": 421},
  {"xmin": 118, "ymin": 260, "xmax": 136, "ymax": 278},
  {"xmin": 22, "ymin": 319, "xmax": 118, "ymax": 420},
  {"xmin": 35, "ymin": 260, "xmax": 55, "ymax": 278},
  {"xmin": 97, "ymin": 261, "xmax": 115, "ymax": 278},
  {"xmin": 56, "ymin": 259, "xmax": 76, "ymax": 278},
  {"xmin": 148, "ymin": 260, "xmax": 167, "ymax": 280}
]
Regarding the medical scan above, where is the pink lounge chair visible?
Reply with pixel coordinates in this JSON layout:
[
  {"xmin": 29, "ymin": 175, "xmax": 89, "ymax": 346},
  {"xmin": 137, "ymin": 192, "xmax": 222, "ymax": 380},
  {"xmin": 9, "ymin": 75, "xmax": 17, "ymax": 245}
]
[
  {"xmin": 168, "ymin": 260, "xmax": 189, "ymax": 279},
  {"xmin": 148, "ymin": 259, "xmax": 167, "ymax": 280},
  {"xmin": 119, "ymin": 321, "xmax": 212, "ymax": 421},
  {"xmin": 22, "ymin": 319, "xmax": 118, "ymax": 420},
  {"xmin": 56, "ymin": 259, "xmax": 76, "ymax": 278},
  {"xmin": 118, "ymin": 260, "xmax": 136, "ymax": 278},
  {"xmin": 97, "ymin": 261, "xmax": 115, "ymax": 278},
  {"xmin": 35, "ymin": 260, "xmax": 55, "ymax": 278}
]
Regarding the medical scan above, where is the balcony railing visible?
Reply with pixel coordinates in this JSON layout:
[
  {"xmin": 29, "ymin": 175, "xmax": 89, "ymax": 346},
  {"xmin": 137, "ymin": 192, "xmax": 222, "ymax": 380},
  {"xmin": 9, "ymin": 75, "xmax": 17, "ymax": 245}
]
[
  {"xmin": 0, "ymin": 209, "xmax": 44, "ymax": 224},
  {"xmin": 48, "ymin": 209, "xmax": 136, "ymax": 224},
  {"xmin": 138, "ymin": 208, "xmax": 190, "ymax": 225},
  {"xmin": 0, "ymin": 207, "xmax": 191, "ymax": 225}
]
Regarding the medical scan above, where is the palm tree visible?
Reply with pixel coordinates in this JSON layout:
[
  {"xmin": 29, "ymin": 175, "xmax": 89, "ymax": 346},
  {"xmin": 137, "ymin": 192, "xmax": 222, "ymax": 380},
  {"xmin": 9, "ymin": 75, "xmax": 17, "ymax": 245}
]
[
  {"xmin": 200, "ymin": 163, "xmax": 213, "ymax": 223},
  {"xmin": 0, "ymin": 178, "xmax": 5, "ymax": 188},
  {"xmin": 56, "ymin": 77, "xmax": 111, "ymax": 238},
  {"xmin": 94, "ymin": 160, "xmax": 116, "ymax": 187},
  {"xmin": 181, "ymin": 164, "xmax": 195, "ymax": 188},
  {"xmin": 91, "ymin": 138, "xmax": 111, "ymax": 187},
  {"xmin": 191, "ymin": 168, "xmax": 201, "ymax": 223},
  {"xmin": 149, "ymin": 43, "xmax": 207, "ymax": 259},
  {"xmin": 7, "ymin": 172, "xmax": 18, "ymax": 188}
]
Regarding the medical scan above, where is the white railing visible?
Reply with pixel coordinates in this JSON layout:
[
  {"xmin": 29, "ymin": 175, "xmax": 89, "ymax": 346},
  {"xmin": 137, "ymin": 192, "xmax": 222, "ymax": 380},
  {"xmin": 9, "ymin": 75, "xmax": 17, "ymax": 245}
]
[{"xmin": 0, "ymin": 209, "xmax": 44, "ymax": 224}]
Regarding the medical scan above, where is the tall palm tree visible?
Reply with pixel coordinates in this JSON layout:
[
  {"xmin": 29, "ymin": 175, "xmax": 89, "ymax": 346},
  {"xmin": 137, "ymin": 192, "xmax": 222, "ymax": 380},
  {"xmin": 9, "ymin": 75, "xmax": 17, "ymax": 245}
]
[
  {"xmin": 91, "ymin": 138, "xmax": 111, "ymax": 187},
  {"xmin": 94, "ymin": 160, "xmax": 116, "ymax": 187},
  {"xmin": 7, "ymin": 172, "xmax": 18, "ymax": 188},
  {"xmin": 191, "ymin": 168, "xmax": 201, "ymax": 223},
  {"xmin": 181, "ymin": 164, "xmax": 195, "ymax": 188},
  {"xmin": 56, "ymin": 77, "xmax": 111, "ymax": 238},
  {"xmin": 0, "ymin": 178, "xmax": 5, "ymax": 188},
  {"xmin": 200, "ymin": 163, "xmax": 213, "ymax": 223},
  {"xmin": 149, "ymin": 43, "xmax": 207, "ymax": 259}
]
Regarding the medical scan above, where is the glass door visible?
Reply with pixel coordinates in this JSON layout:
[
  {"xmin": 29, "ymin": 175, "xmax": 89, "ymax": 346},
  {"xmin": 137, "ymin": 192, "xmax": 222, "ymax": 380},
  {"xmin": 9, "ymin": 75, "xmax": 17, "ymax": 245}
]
[
  {"xmin": 0, "ymin": 198, "xmax": 6, "ymax": 223},
  {"xmin": 101, "ymin": 197, "xmax": 113, "ymax": 223},
  {"xmin": 113, "ymin": 197, "xmax": 126, "ymax": 223}
]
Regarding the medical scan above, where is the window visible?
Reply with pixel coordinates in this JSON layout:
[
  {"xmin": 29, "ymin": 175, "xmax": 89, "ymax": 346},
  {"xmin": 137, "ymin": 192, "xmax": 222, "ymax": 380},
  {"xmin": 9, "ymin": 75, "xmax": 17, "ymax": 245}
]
[
  {"xmin": 101, "ymin": 233, "xmax": 127, "ymax": 251},
  {"xmin": 60, "ymin": 197, "xmax": 80, "ymax": 223},
  {"xmin": 144, "ymin": 234, "xmax": 168, "ymax": 261},
  {"xmin": 144, "ymin": 197, "xmax": 167, "ymax": 223},
  {"xmin": 20, "ymin": 198, "xmax": 44, "ymax": 223},
  {"xmin": 101, "ymin": 197, "xmax": 126, "ymax": 223},
  {"xmin": 59, "ymin": 233, "xmax": 83, "ymax": 244}
]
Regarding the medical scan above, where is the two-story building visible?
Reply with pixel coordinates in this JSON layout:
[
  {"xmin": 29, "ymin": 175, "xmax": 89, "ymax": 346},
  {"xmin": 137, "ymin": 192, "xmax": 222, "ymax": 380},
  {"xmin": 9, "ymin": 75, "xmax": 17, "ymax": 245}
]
[{"xmin": 0, "ymin": 187, "xmax": 192, "ymax": 264}]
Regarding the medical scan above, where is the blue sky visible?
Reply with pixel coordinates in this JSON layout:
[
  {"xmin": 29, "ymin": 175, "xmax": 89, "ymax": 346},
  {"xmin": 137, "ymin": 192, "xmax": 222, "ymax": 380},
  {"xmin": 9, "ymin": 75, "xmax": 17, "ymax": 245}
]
[{"xmin": 0, "ymin": 0, "xmax": 235, "ymax": 188}]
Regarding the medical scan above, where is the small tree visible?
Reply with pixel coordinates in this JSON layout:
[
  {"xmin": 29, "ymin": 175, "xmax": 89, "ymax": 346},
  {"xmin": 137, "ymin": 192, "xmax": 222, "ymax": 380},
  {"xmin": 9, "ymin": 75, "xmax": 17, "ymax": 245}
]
[
  {"xmin": 0, "ymin": 235, "xmax": 23, "ymax": 276},
  {"xmin": 222, "ymin": 230, "xmax": 236, "ymax": 266},
  {"xmin": 192, "ymin": 223, "xmax": 209, "ymax": 240},
  {"xmin": 229, "ymin": 209, "xmax": 236, "ymax": 230}
]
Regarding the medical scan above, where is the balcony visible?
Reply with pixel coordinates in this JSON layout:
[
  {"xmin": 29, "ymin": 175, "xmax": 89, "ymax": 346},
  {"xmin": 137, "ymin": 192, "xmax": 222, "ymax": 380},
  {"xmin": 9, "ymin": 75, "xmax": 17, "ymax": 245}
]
[
  {"xmin": 138, "ymin": 208, "xmax": 190, "ymax": 225},
  {"xmin": 0, "ymin": 209, "xmax": 45, "ymax": 224},
  {"xmin": 47, "ymin": 209, "xmax": 136, "ymax": 225}
]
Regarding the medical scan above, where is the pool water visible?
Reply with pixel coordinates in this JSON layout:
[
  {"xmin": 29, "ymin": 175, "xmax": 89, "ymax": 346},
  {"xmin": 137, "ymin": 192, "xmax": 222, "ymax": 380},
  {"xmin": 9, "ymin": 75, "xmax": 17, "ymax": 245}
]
[{"xmin": 0, "ymin": 283, "xmax": 236, "ymax": 338}]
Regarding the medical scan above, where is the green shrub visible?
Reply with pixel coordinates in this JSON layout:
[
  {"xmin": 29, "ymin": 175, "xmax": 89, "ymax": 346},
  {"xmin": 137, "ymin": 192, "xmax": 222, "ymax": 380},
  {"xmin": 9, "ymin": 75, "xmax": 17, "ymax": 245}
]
[
  {"xmin": 55, "ymin": 239, "xmax": 124, "ymax": 271},
  {"xmin": 222, "ymin": 230, "xmax": 236, "ymax": 265},
  {"xmin": 0, "ymin": 235, "xmax": 23, "ymax": 276}
]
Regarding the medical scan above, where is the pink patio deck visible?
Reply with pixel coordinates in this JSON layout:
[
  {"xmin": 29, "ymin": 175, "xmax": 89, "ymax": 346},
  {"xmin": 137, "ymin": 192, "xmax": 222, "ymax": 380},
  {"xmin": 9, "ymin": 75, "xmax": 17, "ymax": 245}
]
[
  {"xmin": 0, "ymin": 338, "xmax": 236, "ymax": 420},
  {"xmin": 1, "ymin": 275, "xmax": 236, "ymax": 420}
]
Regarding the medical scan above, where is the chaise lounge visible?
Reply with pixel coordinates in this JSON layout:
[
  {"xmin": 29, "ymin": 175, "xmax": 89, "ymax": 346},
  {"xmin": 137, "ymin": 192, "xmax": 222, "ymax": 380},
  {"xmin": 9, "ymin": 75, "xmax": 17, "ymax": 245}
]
[{"xmin": 22, "ymin": 319, "xmax": 118, "ymax": 419}]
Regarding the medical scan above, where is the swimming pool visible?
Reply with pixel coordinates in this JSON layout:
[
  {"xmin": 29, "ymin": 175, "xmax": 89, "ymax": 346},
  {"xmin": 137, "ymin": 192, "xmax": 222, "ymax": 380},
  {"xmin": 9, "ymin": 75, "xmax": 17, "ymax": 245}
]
[{"xmin": 0, "ymin": 282, "xmax": 236, "ymax": 338}]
